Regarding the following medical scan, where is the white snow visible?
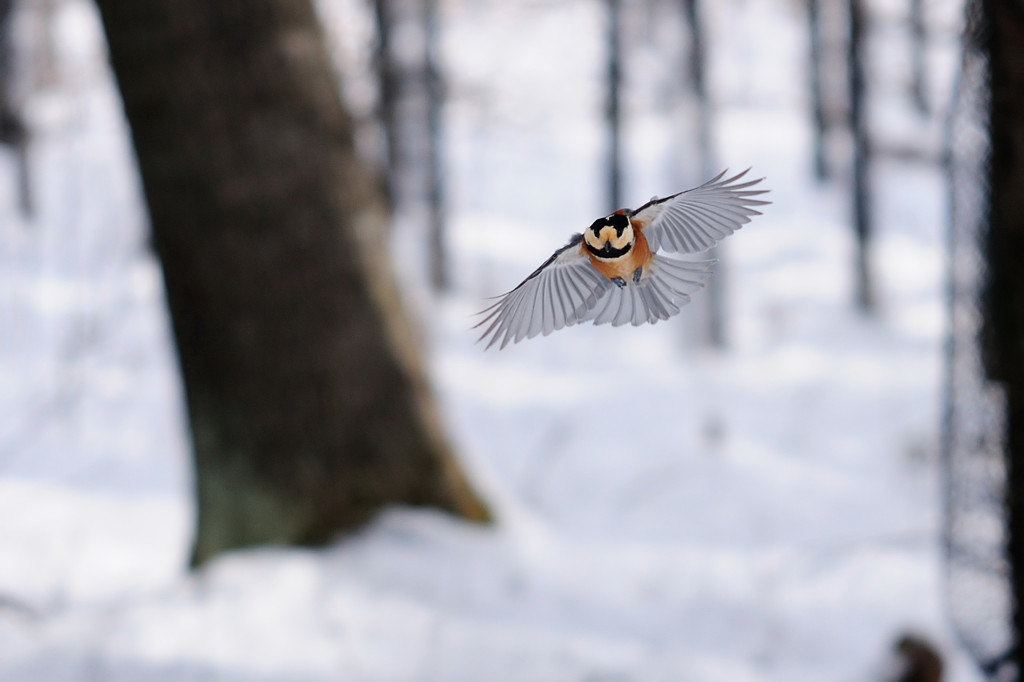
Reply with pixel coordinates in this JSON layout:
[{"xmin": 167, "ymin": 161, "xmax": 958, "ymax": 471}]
[{"xmin": 0, "ymin": 0, "xmax": 987, "ymax": 679}]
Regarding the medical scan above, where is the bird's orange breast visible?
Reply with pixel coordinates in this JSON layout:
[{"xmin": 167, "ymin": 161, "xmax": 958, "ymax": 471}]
[{"xmin": 583, "ymin": 224, "xmax": 653, "ymax": 281}]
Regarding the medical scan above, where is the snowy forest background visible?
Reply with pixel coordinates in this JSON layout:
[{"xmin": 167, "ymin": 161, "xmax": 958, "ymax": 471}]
[{"xmin": 0, "ymin": 0, "xmax": 1012, "ymax": 679}]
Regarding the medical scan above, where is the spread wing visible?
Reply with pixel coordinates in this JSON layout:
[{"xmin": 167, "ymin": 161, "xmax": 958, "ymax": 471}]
[
  {"xmin": 580, "ymin": 255, "xmax": 716, "ymax": 327},
  {"xmin": 631, "ymin": 168, "xmax": 770, "ymax": 254},
  {"xmin": 474, "ymin": 234, "xmax": 612, "ymax": 350}
]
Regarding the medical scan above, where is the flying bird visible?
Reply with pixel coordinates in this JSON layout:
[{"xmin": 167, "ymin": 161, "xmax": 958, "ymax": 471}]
[{"xmin": 474, "ymin": 169, "xmax": 769, "ymax": 349}]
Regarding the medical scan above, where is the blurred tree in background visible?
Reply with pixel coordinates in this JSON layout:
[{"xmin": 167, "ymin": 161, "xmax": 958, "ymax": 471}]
[
  {"xmin": 93, "ymin": 0, "xmax": 487, "ymax": 566},
  {"xmin": 371, "ymin": 0, "xmax": 447, "ymax": 291}
]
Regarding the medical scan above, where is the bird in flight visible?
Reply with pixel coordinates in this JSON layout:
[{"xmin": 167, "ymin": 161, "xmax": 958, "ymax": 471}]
[{"xmin": 474, "ymin": 169, "xmax": 769, "ymax": 349}]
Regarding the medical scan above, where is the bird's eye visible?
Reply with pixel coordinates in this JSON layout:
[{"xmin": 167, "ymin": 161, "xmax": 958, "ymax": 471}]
[{"xmin": 589, "ymin": 218, "xmax": 607, "ymax": 235}]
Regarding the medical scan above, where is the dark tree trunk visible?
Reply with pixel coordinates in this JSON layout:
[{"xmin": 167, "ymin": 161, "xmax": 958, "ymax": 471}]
[
  {"xmin": 0, "ymin": 0, "xmax": 16, "ymax": 141},
  {"xmin": 606, "ymin": 0, "xmax": 622, "ymax": 210},
  {"xmin": 0, "ymin": 0, "xmax": 30, "ymax": 217},
  {"xmin": 982, "ymin": 0, "xmax": 1024, "ymax": 674},
  {"xmin": 848, "ymin": 0, "xmax": 874, "ymax": 311},
  {"xmin": 93, "ymin": 0, "xmax": 488, "ymax": 566}
]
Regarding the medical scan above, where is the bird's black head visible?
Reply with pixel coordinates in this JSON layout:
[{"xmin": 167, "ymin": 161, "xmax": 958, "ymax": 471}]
[
  {"xmin": 584, "ymin": 211, "xmax": 634, "ymax": 258},
  {"xmin": 589, "ymin": 211, "xmax": 631, "ymax": 238}
]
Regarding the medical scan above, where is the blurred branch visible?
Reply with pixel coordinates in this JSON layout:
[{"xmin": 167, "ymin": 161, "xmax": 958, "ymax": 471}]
[{"xmin": 0, "ymin": 593, "xmax": 42, "ymax": 621}]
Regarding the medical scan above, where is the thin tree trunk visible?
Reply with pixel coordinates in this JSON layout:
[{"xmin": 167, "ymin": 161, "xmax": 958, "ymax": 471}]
[
  {"xmin": 683, "ymin": 0, "xmax": 710, "ymax": 180},
  {"xmin": 0, "ymin": 0, "xmax": 16, "ymax": 141},
  {"xmin": 424, "ymin": 0, "xmax": 447, "ymax": 291},
  {"xmin": 848, "ymin": 0, "xmax": 874, "ymax": 311},
  {"xmin": 0, "ymin": 0, "xmax": 30, "ymax": 217},
  {"xmin": 373, "ymin": 0, "xmax": 400, "ymax": 205},
  {"xmin": 606, "ymin": 0, "xmax": 622, "ymax": 210},
  {"xmin": 683, "ymin": 0, "xmax": 724, "ymax": 348},
  {"xmin": 808, "ymin": 0, "xmax": 828, "ymax": 180},
  {"xmin": 910, "ymin": 0, "xmax": 929, "ymax": 116},
  {"xmin": 982, "ymin": 0, "xmax": 1024, "ymax": 673},
  {"xmin": 94, "ymin": 0, "xmax": 488, "ymax": 566}
]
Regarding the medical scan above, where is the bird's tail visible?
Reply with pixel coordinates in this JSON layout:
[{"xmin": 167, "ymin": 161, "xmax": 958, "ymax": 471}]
[{"xmin": 584, "ymin": 256, "xmax": 716, "ymax": 327}]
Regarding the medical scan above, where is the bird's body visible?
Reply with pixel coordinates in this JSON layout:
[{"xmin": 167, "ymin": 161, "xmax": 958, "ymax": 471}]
[
  {"xmin": 475, "ymin": 169, "xmax": 769, "ymax": 349},
  {"xmin": 583, "ymin": 210, "xmax": 654, "ymax": 282}
]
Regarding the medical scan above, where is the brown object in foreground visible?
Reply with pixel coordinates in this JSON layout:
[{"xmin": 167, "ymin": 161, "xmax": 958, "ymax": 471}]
[
  {"xmin": 94, "ymin": 0, "xmax": 488, "ymax": 565},
  {"xmin": 890, "ymin": 634, "xmax": 943, "ymax": 682}
]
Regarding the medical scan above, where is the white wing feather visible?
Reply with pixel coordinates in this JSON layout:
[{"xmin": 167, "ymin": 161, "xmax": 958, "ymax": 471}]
[
  {"xmin": 474, "ymin": 236, "xmax": 611, "ymax": 350},
  {"xmin": 633, "ymin": 168, "xmax": 770, "ymax": 254},
  {"xmin": 581, "ymin": 255, "xmax": 715, "ymax": 327}
]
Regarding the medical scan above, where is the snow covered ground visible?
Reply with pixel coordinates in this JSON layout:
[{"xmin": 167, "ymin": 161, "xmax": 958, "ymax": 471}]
[{"xmin": 0, "ymin": 0, "xmax": 986, "ymax": 679}]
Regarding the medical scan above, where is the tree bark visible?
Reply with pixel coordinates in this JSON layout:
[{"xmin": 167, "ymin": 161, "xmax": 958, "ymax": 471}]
[
  {"xmin": 982, "ymin": 0, "xmax": 1024, "ymax": 672},
  {"xmin": 94, "ymin": 0, "xmax": 489, "ymax": 566}
]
